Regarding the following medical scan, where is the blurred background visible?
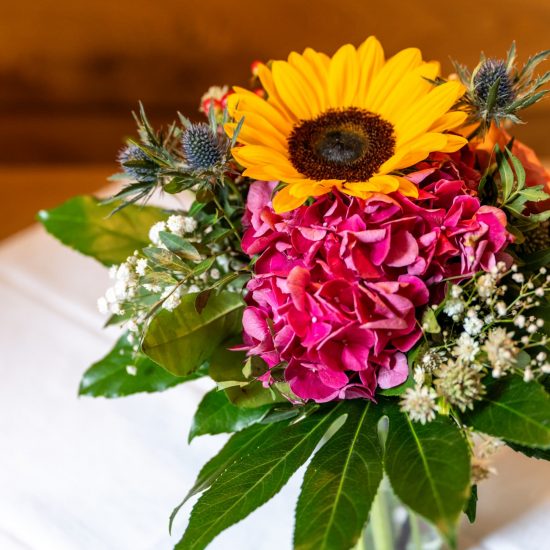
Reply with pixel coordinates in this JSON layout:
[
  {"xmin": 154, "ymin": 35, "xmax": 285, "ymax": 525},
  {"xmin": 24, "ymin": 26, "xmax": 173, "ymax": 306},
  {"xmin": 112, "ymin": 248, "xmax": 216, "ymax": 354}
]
[{"xmin": 1, "ymin": 0, "xmax": 549, "ymax": 238}]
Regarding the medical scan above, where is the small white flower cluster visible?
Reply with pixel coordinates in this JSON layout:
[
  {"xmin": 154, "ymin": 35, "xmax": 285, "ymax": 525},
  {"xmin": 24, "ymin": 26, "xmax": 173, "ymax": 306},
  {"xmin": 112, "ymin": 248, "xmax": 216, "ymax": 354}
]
[
  {"xmin": 403, "ymin": 263, "xmax": 550, "ymax": 423},
  {"xmin": 97, "ymin": 213, "xmax": 236, "ymax": 336},
  {"xmin": 97, "ymin": 252, "xmax": 142, "ymax": 316},
  {"xmin": 400, "ymin": 382, "xmax": 439, "ymax": 425},
  {"xmin": 149, "ymin": 214, "xmax": 198, "ymax": 247}
]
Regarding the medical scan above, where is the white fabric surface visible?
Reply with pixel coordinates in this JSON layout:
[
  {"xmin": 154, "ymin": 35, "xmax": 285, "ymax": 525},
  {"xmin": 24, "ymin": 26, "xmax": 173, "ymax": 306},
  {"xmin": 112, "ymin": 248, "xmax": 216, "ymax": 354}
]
[
  {"xmin": 1, "ymin": 220, "xmax": 549, "ymax": 550},
  {"xmin": 0, "ymin": 224, "xmax": 303, "ymax": 550}
]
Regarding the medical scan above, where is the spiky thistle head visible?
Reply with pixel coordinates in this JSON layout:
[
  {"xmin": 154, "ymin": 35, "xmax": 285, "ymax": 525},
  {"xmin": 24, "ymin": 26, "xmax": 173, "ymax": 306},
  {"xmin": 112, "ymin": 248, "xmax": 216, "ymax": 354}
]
[
  {"xmin": 473, "ymin": 59, "xmax": 516, "ymax": 109},
  {"xmin": 118, "ymin": 144, "xmax": 160, "ymax": 183},
  {"xmin": 454, "ymin": 43, "xmax": 550, "ymax": 134},
  {"xmin": 182, "ymin": 123, "xmax": 228, "ymax": 171}
]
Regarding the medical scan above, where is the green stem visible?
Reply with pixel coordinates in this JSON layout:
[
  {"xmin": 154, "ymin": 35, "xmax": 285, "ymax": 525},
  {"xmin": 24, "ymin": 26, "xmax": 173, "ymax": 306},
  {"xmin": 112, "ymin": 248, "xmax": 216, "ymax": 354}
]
[
  {"xmin": 370, "ymin": 480, "xmax": 394, "ymax": 550},
  {"xmin": 212, "ymin": 195, "xmax": 241, "ymax": 244}
]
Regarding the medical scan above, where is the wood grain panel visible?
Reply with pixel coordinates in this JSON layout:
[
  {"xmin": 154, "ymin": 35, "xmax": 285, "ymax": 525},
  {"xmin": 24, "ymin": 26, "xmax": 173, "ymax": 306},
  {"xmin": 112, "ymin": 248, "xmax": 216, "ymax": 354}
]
[{"xmin": 0, "ymin": 0, "xmax": 549, "ymax": 159}]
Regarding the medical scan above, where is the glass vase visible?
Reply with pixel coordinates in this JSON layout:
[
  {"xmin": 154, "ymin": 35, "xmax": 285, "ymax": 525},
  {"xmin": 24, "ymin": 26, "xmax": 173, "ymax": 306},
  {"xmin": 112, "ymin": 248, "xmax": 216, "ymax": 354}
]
[{"xmin": 357, "ymin": 477, "xmax": 444, "ymax": 550}]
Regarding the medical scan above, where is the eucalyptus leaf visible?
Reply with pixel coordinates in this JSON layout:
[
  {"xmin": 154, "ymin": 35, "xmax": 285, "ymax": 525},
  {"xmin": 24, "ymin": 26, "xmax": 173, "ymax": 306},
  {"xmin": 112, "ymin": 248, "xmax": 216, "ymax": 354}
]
[
  {"xmin": 175, "ymin": 405, "xmax": 345, "ymax": 550},
  {"xmin": 463, "ymin": 375, "xmax": 550, "ymax": 448},
  {"xmin": 294, "ymin": 401, "xmax": 384, "ymax": 550},
  {"xmin": 79, "ymin": 334, "xmax": 203, "ymax": 398},
  {"xmin": 38, "ymin": 196, "xmax": 165, "ymax": 266},
  {"xmin": 383, "ymin": 401, "xmax": 471, "ymax": 546},
  {"xmin": 142, "ymin": 247, "xmax": 192, "ymax": 273},
  {"xmin": 158, "ymin": 231, "xmax": 201, "ymax": 261},
  {"xmin": 188, "ymin": 389, "xmax": 271, "ymax": 442},
  {"xmin": 142, "ymin": 292, "xmax": 244, "ymax": 376}
]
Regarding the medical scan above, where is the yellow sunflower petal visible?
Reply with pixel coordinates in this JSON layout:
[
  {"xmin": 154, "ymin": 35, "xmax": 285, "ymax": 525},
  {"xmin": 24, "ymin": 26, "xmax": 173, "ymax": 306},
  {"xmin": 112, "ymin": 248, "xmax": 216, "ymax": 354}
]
[
  {"xmin": 395, "ymin": 176, "xmax": 419, "ymax": 197},
  {"xmin": 327, "ymin": 43, "xmax": 359, "ymax": 108},
  {"xmin": 272, "ymin": 61, "xmax": 320, "ymax": 120},
  {"xmin": 228, "ymin": 88, "xmax": 292, "ymax": 135},
  {"xmin": 343, "ymin": 175, "xmax": 400, "ymax": 196},
  {"xmin": 272, "ymin": 186, "xmax": 309, "ymax": 213},
  {"xmin": 387, "ymin": 133, "xmax": 449, "ymax": 169},
  {"xmin": 377, "ymin": 61, "xmax": 440, "ymax": 123},
  {"xmin": 231, "ymin": 145, "xmax": 294, "ymax": 172},
  {"xmin": 364, "ymin": 47, "xmax": 423, "ymax": 111},
  {"xmin": 288, "ymin": 51, "xmax": 327, "ymax": 112},
  {"xmin": 395, "ymin": 81, "xmax": 466, "ymax": 144},
  {"xmin": 439, "ymin": 134, "xmax": 468, "ymax": 152},
  {"xmin": 302, "ymin": 48, "xmax": 330, "ymax": 83},
  {"xmin": 355, "ymin": 36, "xmax": 385, "ymax": 103},
  {"xmin": 429, "ymin": 110, "xmax": 468, "ymax": 133},
  {"xmin": 225, "ymin": 121, "xmax": 287, "ymax": 153},
  {"xmin": 288, "ymin": 178, "xmax": 341, "ymax": 197},
  {"xmin": 257, "ymin": 65, "xmax": 296, "ymax": 123}
]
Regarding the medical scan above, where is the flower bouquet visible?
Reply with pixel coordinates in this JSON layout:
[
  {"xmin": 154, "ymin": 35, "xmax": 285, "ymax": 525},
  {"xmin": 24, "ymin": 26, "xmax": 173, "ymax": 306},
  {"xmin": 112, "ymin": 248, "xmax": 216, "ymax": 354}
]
[{"xmin": 40, "ymin": 37, "xmax": 550, "ymax": 549}]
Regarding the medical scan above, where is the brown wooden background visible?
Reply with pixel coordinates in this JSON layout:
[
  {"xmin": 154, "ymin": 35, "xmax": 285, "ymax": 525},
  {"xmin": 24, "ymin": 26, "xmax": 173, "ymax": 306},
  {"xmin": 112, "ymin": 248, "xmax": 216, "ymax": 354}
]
[{"xmin": 0, "ymin": 0, "xmax": 549, "ymax": 236}]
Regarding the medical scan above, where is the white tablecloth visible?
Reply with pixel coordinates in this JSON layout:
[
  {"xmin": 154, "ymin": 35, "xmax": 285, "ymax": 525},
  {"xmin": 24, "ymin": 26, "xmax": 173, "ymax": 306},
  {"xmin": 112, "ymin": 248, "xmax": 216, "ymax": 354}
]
[{"xmin": 1, "ymin": 221, "xmax": 549, "ymax": 550}]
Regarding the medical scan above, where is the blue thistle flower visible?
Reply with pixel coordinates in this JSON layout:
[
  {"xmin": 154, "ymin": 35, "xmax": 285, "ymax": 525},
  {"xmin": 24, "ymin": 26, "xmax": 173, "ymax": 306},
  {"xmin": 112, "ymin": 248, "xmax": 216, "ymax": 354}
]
[
  {"xmin": 118, "ymin": 144, "xmax": 159, "ymax": 182},
  {"xmin": 182, "ymin": 123, "xmax": 226, "ymax": 171},
  {"xmin": 473, "ymin": 59, "xmax": 516, "ymax": 109}
]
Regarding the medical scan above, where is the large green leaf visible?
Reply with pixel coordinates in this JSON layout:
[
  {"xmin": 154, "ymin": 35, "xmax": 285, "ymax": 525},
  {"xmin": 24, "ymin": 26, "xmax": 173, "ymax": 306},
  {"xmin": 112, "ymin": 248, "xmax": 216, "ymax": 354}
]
[
  {"xmin": 79, "ymin": 333, "xmax": 203, "ymax": 398},
  {"xmin": 142, "ymin": 292, "xmax": 244, "ymax": 376},
  {"xmin": 383, "ymin": 402, "xmax": 470, "ymax": 545},
  {"xmin": 38, "ymin": 195, "xmax": 165, "ymax": 266},
  {"xmin": 175, "ymin": 405, "xmax": 345, "ymax": 550},
  {"xmin": 463, "ymin": 375, "xmax": 550, "ymax": 449},
  {"xmin": 188, "ymin": 389, "xmax": 271, "ymax": 442},
  {"xmin": 294, "ymin": 401, "xmax": 384, "ymax": 550}
]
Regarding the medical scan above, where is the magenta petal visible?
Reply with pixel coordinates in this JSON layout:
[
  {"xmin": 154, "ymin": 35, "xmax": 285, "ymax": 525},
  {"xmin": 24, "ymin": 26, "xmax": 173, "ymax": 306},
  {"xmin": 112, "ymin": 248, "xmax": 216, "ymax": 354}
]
[
  {"xmin": 376, "ymin": 352, "xmax": 409, "ymax": 389},
  {"xmin": 287, "ymin": 266, "xmax": 311, "ymax": 311},
  {"xmin": 242, "ymin": 307, "xmax": 268, "ymax": 341}
]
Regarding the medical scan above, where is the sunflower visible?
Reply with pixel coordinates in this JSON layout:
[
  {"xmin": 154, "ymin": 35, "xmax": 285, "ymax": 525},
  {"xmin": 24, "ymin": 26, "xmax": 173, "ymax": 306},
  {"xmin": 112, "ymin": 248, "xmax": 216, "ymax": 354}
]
[{"xmin": 225, "ymin": 36, "xmax": 468, "ymax": 212}]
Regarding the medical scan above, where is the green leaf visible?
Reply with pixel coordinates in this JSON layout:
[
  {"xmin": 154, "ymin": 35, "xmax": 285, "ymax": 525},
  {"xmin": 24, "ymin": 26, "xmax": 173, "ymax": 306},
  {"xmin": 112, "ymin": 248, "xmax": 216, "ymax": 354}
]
[
  {"xmin": 142, "ymin": 247, "xmax": 191, "ymax": 273},
  {"xmin": 158, "ymin": 231, "xmax": 202, "ymax": 261},
  {"xmin": 496, "ymin": 147, "xmax": 514, "ymax": 201},
  {"xmin": 463, "ymin": 375, "xmax": 550, "ymax": 449},
  {"xmin": 188, "ymin": 389, "xmax": 271, "ymax": 442},
  {"xmin": 294, "ymin": 401, "xmax": 384, "ymax": 550},
  {"xmin": 524, "ymin": 247, "xmax": 550, "ymax": 271},
  {"xmin": 38, "ymin": 196, "xmax": 165, "ymax": 266},
  {"xmin": 208, "ymin": 342, "xmax": 246, "ymax": 383},
  {"xmin": 383, "ymin": 401, "xmax": 471, "ymax": 545},
  {"xmin": 517, "ymin": 186, "xmax": 550, "ymax": 203},
  {"xmin": 464, "ymin": 485, "xmax": 478, "ymax": 523},
  {"xmin": 79, "ymin": 334, "xmax": 203, "ymax": 398},
  {"xmin": 421, "ymin": 308, "xmax": 441, "ymax": 334},
  {"xmin": 176, "ymin": 405, "xmax": 345, "ymax": 550},
  {"xmin": 225, "ymin": 380, "xmax": 287, "ymax": 408},
  {"xmin": 142, "ymin": 291, "xmax": 244, "ymax": 376}
]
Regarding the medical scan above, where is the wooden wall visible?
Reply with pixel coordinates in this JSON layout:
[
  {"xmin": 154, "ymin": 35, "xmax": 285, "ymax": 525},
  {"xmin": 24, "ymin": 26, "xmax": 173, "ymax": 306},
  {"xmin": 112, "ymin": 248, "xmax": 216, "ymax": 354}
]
[{"xmin": 1, "ymin": 0, "xmax": 549, "ymax": 164}]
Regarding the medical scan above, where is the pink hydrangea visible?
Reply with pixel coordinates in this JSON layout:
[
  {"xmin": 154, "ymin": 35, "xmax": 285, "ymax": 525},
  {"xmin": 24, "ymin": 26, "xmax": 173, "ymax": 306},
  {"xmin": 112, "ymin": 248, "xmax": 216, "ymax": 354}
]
[{"xmin": 240, "ymin": 163, "xmax": 512, "ymax": 403}]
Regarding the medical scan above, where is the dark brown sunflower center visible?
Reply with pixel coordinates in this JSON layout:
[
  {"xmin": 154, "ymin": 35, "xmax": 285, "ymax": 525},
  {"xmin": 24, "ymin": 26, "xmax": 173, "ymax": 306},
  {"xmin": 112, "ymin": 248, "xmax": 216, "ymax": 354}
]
[{"xmin": 288, "ymin": 108, "xmax": 396, "ymax": 181}]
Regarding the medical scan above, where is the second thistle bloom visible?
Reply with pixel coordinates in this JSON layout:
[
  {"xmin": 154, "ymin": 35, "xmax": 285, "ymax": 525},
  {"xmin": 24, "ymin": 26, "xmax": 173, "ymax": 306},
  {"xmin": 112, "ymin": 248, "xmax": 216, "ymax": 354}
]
[{"xmin": 182, "ymin": 123, "xmax": 228, "ymax": 171}]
